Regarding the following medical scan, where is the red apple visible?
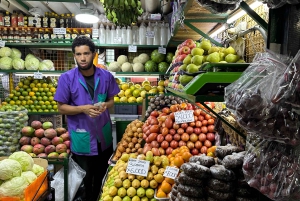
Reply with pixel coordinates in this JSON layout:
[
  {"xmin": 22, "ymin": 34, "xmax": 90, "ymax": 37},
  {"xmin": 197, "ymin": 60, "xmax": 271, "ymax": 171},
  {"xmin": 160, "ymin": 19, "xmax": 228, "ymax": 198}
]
[
  {"xmin": 179, "ymin": 46, "xmax": 191, "ymax": 55},
  {"xmin": 183, "ymin": 39, "xmax": 196, "ymax": 49}
]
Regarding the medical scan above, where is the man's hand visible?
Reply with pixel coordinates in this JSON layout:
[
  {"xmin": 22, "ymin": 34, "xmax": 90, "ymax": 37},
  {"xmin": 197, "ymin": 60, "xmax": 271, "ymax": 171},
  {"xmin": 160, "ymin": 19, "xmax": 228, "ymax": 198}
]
[{"xmin": 83, "ymin": 105, "xmax": 102, "ymax": 118}]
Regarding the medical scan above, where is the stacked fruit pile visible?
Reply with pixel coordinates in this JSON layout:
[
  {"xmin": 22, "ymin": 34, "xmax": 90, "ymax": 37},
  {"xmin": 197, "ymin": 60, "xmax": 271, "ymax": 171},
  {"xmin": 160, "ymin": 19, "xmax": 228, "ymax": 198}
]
[
  {"xmin": 114, "ymin": 80, "xmax": 165, "ymax": 104},
  {"xmin": 100, "ymin": 151, "xmax": 170, "ymax": 201},
  {"xmin": 19, "ymin": 120, "xmax": 69, "ymax": 158},
  {"xmin": 112, "ymin": 120, "xmax": 144, "ymax": 161},
  {"xmin": 168, "ymin": 39, "xmax": 245, "ymax": 90},
  {"xmin": 142, "ymin": 102, "xmax": 216, "ymax": 157},
  {"xmin": 3, "ymin": 76, "xmax": 57, "ymax": 113},
  {"xmin": 0, "ymin": 104, "xmax": 28, "ymax": 156}
]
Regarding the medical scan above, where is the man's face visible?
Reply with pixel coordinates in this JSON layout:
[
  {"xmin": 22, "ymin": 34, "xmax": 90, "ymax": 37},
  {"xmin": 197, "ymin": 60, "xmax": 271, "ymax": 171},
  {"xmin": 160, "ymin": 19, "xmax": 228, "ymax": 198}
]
[{"xmin": 74, "ymin": 45, "xmax": 95, "ymax": 71}]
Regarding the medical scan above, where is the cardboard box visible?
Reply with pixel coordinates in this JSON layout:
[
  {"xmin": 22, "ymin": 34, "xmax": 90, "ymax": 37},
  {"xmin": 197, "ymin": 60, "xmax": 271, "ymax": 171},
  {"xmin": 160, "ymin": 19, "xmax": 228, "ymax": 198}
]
[{"xmin": 0, "ymin": 157, "xmax": 49, "ymax": 201}]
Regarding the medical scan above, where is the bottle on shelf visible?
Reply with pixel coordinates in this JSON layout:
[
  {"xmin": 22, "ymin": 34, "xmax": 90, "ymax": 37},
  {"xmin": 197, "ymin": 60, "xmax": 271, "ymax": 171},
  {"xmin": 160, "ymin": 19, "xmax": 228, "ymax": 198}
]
[
  {"xmin": 28, "ymin": 16, "xmax": 34, "ymax": 27},
  {"xmin": 20, "ymin": 28, "xmax": 26, "ymax": 43},
  {"xmin": 65, "ymin": 28, "xmax": 71, "ymax": 43},
  {"xmin": 146, "ymin": 22, "xmax": 153, "ymax": 45},
  {"xmin": 8, "ymin": 27, "xmax": 14, "ymax": 42},
  {"xmin": 50, "ymin": 12, "xmax": 56, "ymax": 28},
  {"xmin": 13, "ymin": 28, "xmax": 20, "ymax": 43},
  {"xmin": 105, "ymin": 25, "xmax": 111, "ymax": 44},
  {"xmin": 32, "ymin": 28, "xmax": 39, "ymax": 43},
  {"xmin": 4, "ymin": 11, "xmax": 11, "ymax": 27},
  {"xmin": 99, "ymin": 23, "xmax": 106, "ymax": 44},
  {"xmin": 132, "ymin": 24, "xmax": 139, "ymax": 45},
  {"xmin": 35, "ymin": 16, "xmax": 42, "ymax": 28},
  {"xmin": 111, "ymin": 25, "xmax": 116, "ymax": 44},
  {"xmin": 50, "ymin": 28, "xmax": 57, "ymax": 43},
  {"xmin": 26, "ymin": 27, "xmax": 32, "ymax": 43},
  {"xmin": 115, "ymin": 26, "xmax": 121, "ymax": 44},
  {"xmin": 66, "ymin": 14, "xmax": 71, "ymax": 28},
  {"xmin": 121, "ymin": 26, "xmax": 127, "ymax": 45},
  {"xmin": 44, "ymin": 28, "xmax": 50, "ymax": 43},
  {"xmin": 11, "ymin": 10, "xmax": 17, "ymax": 27},
  {"xmin": 166, "ymin": 22, "xmax": 171, "ymax": 42},
  {"xmin": 24, "ymin": 15, "xmax": 28, "ymax": 27},
  {"xmin": 139, "ymin": 22, "xmax": 146, "ymax": 45},
  {"xmin": 60, "ymin": 14, "xmax": 65, "ymax": 28},
  {"xmin": 126, "ymin": 25, "xmax": 132, "ymax": 45},
  {"xmin": 17, "ymin": 12, "xmax": 24, "ymax": 27},
  {"xmin": 0, "ymin": 12, "xmax": 4, "ymax": 27},
  {"xmin": 57, "ymin": 28, "xmax": 65, "ymax": 43},
  {"xmin": 153, "ymin": 22, "xmax": 160, "ymax": 45},
  {"xmin": 160, "ymin": 22, "xmax": 167, "ymax": 46},
  {"xmin": 2, "ymin": 27, "xmax": 8, "ymax": 41},
  {"xmin": 42, "ymin": 12, "xmax": 49, "ymax": 28},
  {"xmin": 85, "ymin": 29, "xmax": 92, "ymax": 39},
  {"xmin": 72, "ymin": 28, "xmax": 79, "ymax": 40},
  {"xmin": 38, "ymin": 28, "xmax": 44, "ymax": 42},
  {"xmin": 71, "ymin": 13, "xmax": 76, "ymax": 28}
]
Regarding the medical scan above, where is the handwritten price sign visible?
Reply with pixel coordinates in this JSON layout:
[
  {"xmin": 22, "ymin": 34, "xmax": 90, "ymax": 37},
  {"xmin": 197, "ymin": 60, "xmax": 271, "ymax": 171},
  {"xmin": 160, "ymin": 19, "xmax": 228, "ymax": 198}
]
[
  {"xmin": 174, "ymin": 110, "xmax": 194, "ymax": 124},
  {"xmin": 0, "ymin": 40, "xmax": 5, "ymax": 47},
  {"xmin": 126, "ymin": 158, "xmax": 150, "ymax": 177},
  {"xmin": 163, "ymin": 166, "xmax": 179, "ymax": 179},
  {"xmin": 128, "ymin": 45, "xmax": 137, "ymax": 52},
  {"xmin": 33, "ymin": 72, "xmax": 43, "ymax": 79},
  {"xmin": 53, "ymin": 28, "xmax": 66, "ymax": 35}
]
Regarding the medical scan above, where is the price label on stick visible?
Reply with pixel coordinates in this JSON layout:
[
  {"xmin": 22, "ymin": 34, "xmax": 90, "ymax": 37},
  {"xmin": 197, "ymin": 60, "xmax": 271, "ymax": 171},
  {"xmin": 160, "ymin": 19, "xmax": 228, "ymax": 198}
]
[
  {"xmin": 128, "ymin": 45, "xmax": 137, "ymax": 52},
  {"xmin": 34, "ymin": 72, "xmax": 43, "ymax": 79},
  {"xmin": 163, "ymin": 166, "xmax": 179, "ymax": 179},
  {"xmin": 158, "ymin": 47, "xmax": 166, "ymax": 54},
  {"xmin": 0, "ymin": 40, "xmax": 5, "ymax": 47},
  {"xmin": 53, "ymin": 28, "xmax": 66, "ymax": 34},
  {"xmin": 126, "ymin": 158, "xmax": 150, "ymax": 177},
  {"xmin": 174, "ymin": 110, "xmax": 194, "ymax": 124}
]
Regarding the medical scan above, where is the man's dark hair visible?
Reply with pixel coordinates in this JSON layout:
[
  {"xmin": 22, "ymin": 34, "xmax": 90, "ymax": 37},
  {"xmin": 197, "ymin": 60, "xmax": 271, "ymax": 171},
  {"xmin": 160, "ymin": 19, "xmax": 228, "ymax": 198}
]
[{"xmin": 72, "ymin": 35, "xmax": 96, "ymax": 53}]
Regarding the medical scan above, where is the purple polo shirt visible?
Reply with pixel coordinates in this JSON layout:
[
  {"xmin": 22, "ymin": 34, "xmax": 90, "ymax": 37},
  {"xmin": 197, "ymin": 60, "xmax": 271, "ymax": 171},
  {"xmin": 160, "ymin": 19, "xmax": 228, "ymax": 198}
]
[{"xmin": 54, "ymin": 67, "xmax": 120, "ymax": 155}]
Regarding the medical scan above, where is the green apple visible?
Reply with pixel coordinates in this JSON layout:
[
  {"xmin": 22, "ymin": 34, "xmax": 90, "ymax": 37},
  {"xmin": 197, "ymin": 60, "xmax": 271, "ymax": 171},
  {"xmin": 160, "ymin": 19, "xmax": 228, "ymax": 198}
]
[{"xmin": 191, "ymin": 47, "xmax": 204, "ymax": 56}]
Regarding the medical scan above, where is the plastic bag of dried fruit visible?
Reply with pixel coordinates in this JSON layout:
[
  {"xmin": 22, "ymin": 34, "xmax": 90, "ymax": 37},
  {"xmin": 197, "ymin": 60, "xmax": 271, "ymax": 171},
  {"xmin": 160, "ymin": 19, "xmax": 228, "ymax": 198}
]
[
  {"xmin": 243, "ymin": 140, "xmax": 300, "ymax": 201},
  {"xmin": 225, "ymin": 49, "xmax": 300, "ymax": 145}
]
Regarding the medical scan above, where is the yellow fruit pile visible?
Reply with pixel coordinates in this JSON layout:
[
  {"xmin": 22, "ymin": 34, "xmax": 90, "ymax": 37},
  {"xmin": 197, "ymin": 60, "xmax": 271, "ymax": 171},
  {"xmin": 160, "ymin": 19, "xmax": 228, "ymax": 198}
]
[
  {"xmin": 114, "ymin": 80, "xmax": 165, "ymax": 104},
  {"xmin": 3, "ymin": 76, "xmax": 57, "ymax": 113},
  {"xmin": 101, "ymin": 151, "xmax": 170, "ymax": 201}
]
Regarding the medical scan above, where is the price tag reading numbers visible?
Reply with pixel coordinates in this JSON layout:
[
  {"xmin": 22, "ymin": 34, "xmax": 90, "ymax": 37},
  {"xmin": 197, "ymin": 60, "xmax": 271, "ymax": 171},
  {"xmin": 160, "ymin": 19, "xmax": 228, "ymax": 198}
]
[
  {"xmin": 126, "ymin": 158, "xmax": 150, "ymax": 177},
  {"xmin": 0, "ymin": 40, "xmax": 5, "ymax": 47},
  {"xmin": 113, "ymin": 37, "xmax": 122, "ymax": 44},
  {"xmin": 150, "ymin": 14, "xmax": 161, "ymax": 20},
  {"xmin": 163, "ymin": 166, "xmax": 179, "ymax": 179},
  {"xmin": 146, "ymin": 31, "xmax": 154, "ymax": 38},
  {"xmin": 33, "ymin": 72, "xmax": 43, "ymax": 79},
  {"xmin": 174, "ymin": 110, "xmax": 194, "ymax": 124},
  {"xmin": 158, "ymin": 47, "xmax": 166, "ymax": 54},
  {"xmin": 53, "ymin": 28, "xmax": 66, "ymax": 35},
  {"xmin": 128, "ymin": 45, "xmax": 137, "ymax": 53}
]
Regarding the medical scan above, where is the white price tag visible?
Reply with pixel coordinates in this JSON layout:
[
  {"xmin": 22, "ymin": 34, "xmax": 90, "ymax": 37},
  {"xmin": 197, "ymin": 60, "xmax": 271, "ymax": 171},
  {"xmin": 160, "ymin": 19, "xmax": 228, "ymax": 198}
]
[
  {"xmin": 53, "ymin": 28, "xmax": 66, "ymax": 35},
  {"xmin": 113, "ymin": 37, "xmax": 122, "ymax": 44},
  {"xmin": 146, "ymin": 31, "xmax": 154, "ymax": 38},
  {"xmin": 163, "ymin": 166, "xmax": 179, "ymax": 179},
  {"xmin": 92, "ymin": 29, "xmax": 99, "ymax": 38},
  {"xmin": 150, "ymin": 14, "xmax": 161, "ymax": 20},
  {"xmin": 174, "ymin": 110, "xmax": 194, "ymax": 124},
  {"xmin": 126, "ymin": 158, "xmax": 150, "ymax": 177},
  {"xmin": 110, "ymin": 71, "xmax": 116, "ymax": 77},
  {"xmin": 128, "ymin": 45, "xmax": 137, "ymax": 52},
  {"xmin": 33, "ymin": 72, "xmax": 43, "ymax": 79},
  {"xmin": 0, "ymin": 40, "xmax": 5, "ymax": 47},
  {"xmin": 158, "ymin": 47, "xmax": 166, "ymax": 54}
]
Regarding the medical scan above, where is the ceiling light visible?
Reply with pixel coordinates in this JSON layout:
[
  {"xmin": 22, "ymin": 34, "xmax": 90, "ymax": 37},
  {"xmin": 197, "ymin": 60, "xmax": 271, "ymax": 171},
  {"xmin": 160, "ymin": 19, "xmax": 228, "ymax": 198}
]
[
  {"xmin": 210, "ymin": 25, "xmax": 226, "ymax": 38},
  {"xmin": 75, "ymin": 3, "xmax": 99, "ymax": 24},
  {"xmin": 227, "ymin": 1, "xmax": 263, "ymax": 24}
]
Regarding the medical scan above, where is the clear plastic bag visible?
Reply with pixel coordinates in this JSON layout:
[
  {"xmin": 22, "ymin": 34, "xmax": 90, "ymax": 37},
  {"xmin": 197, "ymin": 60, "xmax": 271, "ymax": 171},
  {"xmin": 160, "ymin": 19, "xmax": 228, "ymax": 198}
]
[
  {"xmin": 225, "ymin": 49, "xmax": 300, "ymax": 145},
  {"xmin": 51, "ymin": 157, "xmax": 86, "ymax": 201},
  {"xmin": 243, "ymin": 140, "xmax": 300, "ymax": 200}
]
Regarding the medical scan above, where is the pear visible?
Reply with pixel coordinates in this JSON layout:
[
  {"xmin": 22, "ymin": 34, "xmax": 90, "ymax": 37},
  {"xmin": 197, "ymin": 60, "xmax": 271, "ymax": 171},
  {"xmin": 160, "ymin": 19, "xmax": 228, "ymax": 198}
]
[
  {"xmin": 121, "ymin": 153, "xmax": 130, "ymax": 162},
  {"xmin": 137, "ymin": 187, "xmax": 146, "ymax": 198},
  {"xmin": 140, "ymin": 197, "xmax": 148, "ymax": 201},
  {"xmin": 145, "ymin": 189, "xmax": 155, "ymax": 199},
  {"xmin": 183, "ymin": 54, "xmax": 192, "ymax": 64},
  {"xmin": 199, "ymin": 39, "xmax": 211, "ymax": 51},
  {"xmin": 236, "ymin": 59, "xmax": 246, "ymax": 63},
  {"xmin": 179, "ymin": 75, "xmax": 194, "ymax": 85},
  {"xmin": 128, "ymin": 174, "xmax": 136, "ymax": 182},
  {"xmin": 207, "ymin": 52, "xmax": 220, "ymax": 63},
  {"xmin": 150, "ymin": 165, "xmax": 158, "ymax": 174},
  {"xmin": 224, "ymin": 46, "xmax": 236, "ymax": 55},
  {"xmin": 129, "ymin": 153, "xmax": 137, "ymax": 159},
  {"xmin": 122, "ymin": 179, "xmax": 131, "ymax": 189},
  {"xmin": 137, "ymin": 154, "xmax": 145, "ymax": 160},
  {"xmin": 113, "ymin": 196, "xmax": 122, "ymax": 201},
  {"xmin": 127, "ymin": 187, "xmax": 137, "ymax": 198},
  {"xmin": 140, "ymin": 179, "xmax": 149, "ymax": 188},
  {"xmin": 225, "ymin": 54, "xmax": 240, "ymax": 63},
  {"xmin": 103, "ymin": 195, "xmax": 113, "ymax": 201},
  {"xmin": 208, "ymin": 46, "xmax": 220, "ymax": 54},
  {"xmin": 191, "ymin": 55, "xmax": 204, "ymax": 66},
  {"xmin": 187, "ymin": 63, "xmax": 200, "ymax": 73},
  {"xmin": 146, "ymin": 172, "xmax": 154, "ymax": 181},
  {"xmin": 161, "ymin": 157, "xmax": 169, "ymax": 168},
  {"xmin": 114, "ymin": 178, "xmax": 123, "ymax": 188},
  {"xmin": 122, "ymin": 196, "xmax": 132, "ymax": 201},
  {"xmin": 119, "ymin": 171, "xmax": 128, "ymax": 180},
  {"xmin": 158, "ymin": 168, "xmax": 165, "ymax": 175},
  {"xmin": 132, "ymin": 179, "xmax": 141, "ymax": 189},
  {"xmin": 118, "ymin": 187, "xmax": 127, "ymax": 198},
  {"xmin": 132, "ymin": 195, "xmax": 141, "ymax": 201},
  {"xmin": 136, "ymin": 175, "xmax": 145, "ymax": 181},
  {"xmin": 179, "ymin": 64, "xmax": 187, "ymax": 71},
  {"xmin": 109, "ymin": 186, "xmax": 118, "ymax": 197},
  {"xmin": 149, "ymin": 180, "xmax": 158, "ymax": 188},
  {"xmin": 153, "ymin": 174, "xmax": 164, "ymax": 183},
  {"xmin": 153, "ymin": 156, "xmax": 162, "ymax": 167}
]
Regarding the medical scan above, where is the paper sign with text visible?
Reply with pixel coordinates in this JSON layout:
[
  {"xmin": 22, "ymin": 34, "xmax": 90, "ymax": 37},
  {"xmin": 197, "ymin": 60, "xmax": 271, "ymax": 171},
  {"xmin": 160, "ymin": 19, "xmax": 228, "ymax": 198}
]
[
  {"xmin": 34, "ymin": 72, "xmax": 43, "ymax": 79},
  {"xmin": 146, "ymin": 31, "xmax": 154, "ymax": 38},
  {"xmin": 128, "ymin": 45, "xmax": 137, "ymax": 52},
  {"xmin": 53, "ymin": 28, "xmax": 66, "ymax": 35},
  {"xmin": 150, "ymin": 14, "xmax": 161, "ymax": 20},
  {"xmin": 174, "ymin": 110, "xmax": 194, "ymax": 124},
  {"xmin": 113, "ymin": 37, "xmax": 122, "ymax": 44},
  {"xmin": 0, "ymin": 40, "xmax": 5, "ymax": 47},
  {"xmin": 126, "ymin": 158, "xmax": 150, "ymax": 177},
  {"xmin": 92, "ymin": 29, "xmax": 99, "ymax": 38},
  {"xmin": 163, "ymin": 166, "xmax": 179, "ymax": 179},
  {"xmin": 158, "ymin": 47, "xmax": 166, "ymax": 54}
]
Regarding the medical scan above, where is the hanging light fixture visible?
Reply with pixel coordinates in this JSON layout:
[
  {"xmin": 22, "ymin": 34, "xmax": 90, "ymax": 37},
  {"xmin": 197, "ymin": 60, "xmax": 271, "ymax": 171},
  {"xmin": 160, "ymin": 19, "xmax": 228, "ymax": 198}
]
[{"xmin": 75, "ymin": 3, "xmax": 99, "ymax": 24}]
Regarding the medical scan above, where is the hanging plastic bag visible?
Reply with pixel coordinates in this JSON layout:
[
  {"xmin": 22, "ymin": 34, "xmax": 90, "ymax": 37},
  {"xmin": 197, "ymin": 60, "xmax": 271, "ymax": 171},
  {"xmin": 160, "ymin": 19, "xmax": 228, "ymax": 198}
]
[
  {"xmin": 51, "ymin": 157, "xmax": 86, "ymax": 201},
  {"xmin": 243, "ymin": 140, "xmax": 300, "ymax": 200}
]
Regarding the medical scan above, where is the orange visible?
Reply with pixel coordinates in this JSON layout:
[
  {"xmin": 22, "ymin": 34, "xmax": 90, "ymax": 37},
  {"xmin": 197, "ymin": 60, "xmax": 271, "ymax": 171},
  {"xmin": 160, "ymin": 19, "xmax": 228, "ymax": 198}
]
[
  {"xmin": 180, "ymin": 146, "xmax": 189, "ymax": 151},
  {"xmin": 173, "ymin": 156, "xmax": 184, "ymax": 168},
  {"xmin": 156, "ymin": 189, "xmax": 167, "ymax": 198},
  {"xmin": 180, "ymin": 102, "xmax": 187, "ymax": 109},
  {"xmin": 161, "ymin": 181, "xmax": 172, "ymax": 194},
  {"xmin": 182, "ymin": 152, "xmax": 192, "ymax": 162},
  {"xmin": 164, "ymin": 178, "xmax": 175, "ymax": 185},
  {"xmin": 207, "ymin": 146, "xmax": 217, "ymax": 153},
  {"xmin": 172, "ymin": 149, "xmax": 179, "ymax": 157},
  {"xmin": 29, "ymin": 92, "xmax": 35, "ymax": 96}
]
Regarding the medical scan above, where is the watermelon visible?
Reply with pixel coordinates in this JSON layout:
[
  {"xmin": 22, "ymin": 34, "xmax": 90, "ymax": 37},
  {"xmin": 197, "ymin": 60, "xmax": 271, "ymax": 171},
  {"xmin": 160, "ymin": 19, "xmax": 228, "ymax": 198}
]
[
  {"xmin": 145, "ymin": 60, "xmax": 158, "ymax": 72},
  {"xmin": 151, "ymin": 50, "xmax": 166, "ymax": 63},
  {"xmin": 166, "ymin": 52, "xmax": 174, "ymax": 63},
  {"xmin": 158, "ymin": 62, "xmax": 169, "ymax": 73}
]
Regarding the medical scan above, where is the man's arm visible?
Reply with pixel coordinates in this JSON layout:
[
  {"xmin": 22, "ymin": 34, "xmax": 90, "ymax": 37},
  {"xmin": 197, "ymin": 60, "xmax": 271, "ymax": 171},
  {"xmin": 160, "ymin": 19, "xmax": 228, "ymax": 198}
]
[
  {"xmin": 105, "ymin": 97, "xmax": 115, "ymax": 109},
  {"xmin": 57, "ymin": 102, "xmax": 101, "ymax": 117}
]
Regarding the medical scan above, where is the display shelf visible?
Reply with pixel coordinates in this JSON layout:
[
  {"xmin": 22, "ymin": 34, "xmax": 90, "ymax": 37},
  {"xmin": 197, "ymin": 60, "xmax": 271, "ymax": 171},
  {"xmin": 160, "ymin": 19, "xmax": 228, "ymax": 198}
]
[
  {"xmin": 28, "ymin": 112, "xmax": 60, "ymax": 115},
  {"xmin": 114, "ymin": 103, "xmax": 142, "ymax": 105}
]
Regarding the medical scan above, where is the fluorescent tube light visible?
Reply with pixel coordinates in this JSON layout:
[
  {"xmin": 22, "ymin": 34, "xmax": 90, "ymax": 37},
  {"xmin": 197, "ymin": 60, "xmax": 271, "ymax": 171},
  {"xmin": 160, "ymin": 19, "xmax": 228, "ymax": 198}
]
[
  {"xmin": 75, "ymin": 14, "xmax": 99, "ymax": 24},
  {"xmin": 227, "ymin": 1, "xmax": 263, "ymax": 24}
]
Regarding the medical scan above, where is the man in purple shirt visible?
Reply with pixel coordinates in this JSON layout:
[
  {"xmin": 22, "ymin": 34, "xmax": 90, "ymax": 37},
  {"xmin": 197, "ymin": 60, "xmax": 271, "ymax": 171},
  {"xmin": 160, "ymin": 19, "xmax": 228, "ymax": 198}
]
[{"xmin": 54, "ymin": 36, "xmax": 120, "ymax": 201}]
